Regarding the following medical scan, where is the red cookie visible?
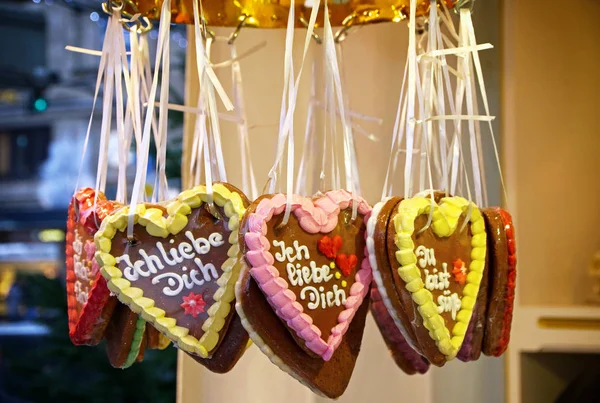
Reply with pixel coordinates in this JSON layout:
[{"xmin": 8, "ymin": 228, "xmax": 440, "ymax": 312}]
[
  {"xmin": 66, "ymin": 188, "xmax": 120, "ymax": 345},
  {"xmin": 236, "ymin": 191, "xmax": 372, "ymax": 398},
  {"xmin": 370, "ymin": 284, "xmax": 430, "ymax": 374},
  {"xmin": 481, "ymin": 207, "xmax": 517, "ymax": 357}
]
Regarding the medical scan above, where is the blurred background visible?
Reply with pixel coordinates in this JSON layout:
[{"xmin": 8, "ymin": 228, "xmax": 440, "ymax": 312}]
[
  {"xmin": 1, "ymin": 1, "xmax": 600, "ymax": 403},
  {"xmin": 0, "ymin": 1, "xmax": 180, "ymax": 402}
]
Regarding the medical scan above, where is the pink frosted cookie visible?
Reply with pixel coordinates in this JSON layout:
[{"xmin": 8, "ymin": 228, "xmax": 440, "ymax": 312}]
[{"xmin": 236, "ymin": 191, "xmax": 372, "ymax": 398}]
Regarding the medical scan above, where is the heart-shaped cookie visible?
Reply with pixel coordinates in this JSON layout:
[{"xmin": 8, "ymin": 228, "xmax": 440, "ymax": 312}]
[
  {"xmin": 235, "ymin": 190, "xmax": 372, "ymax": 398},
  {"xmin": 95, "ymin": 183, "xmax": 248, "ymax": 361},
  {"xmin": 481, "ymin": 207, "xmax": 516, "ymax": 357},
  {"xmin": 390, "ymin": 195, "xmax": 487, "ymax": 362},
  {"xmin": 242, "ymin": 191, "xmax": 372, "ymax": 361},
  {"xmin": 66, "ymin": 188, "xmax": 120, "ymax": 345}
]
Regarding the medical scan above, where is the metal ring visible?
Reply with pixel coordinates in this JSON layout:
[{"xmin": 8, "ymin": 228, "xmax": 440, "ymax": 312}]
[
  {"xmin": 200, "ymin": 15, "xmax": 216, "ymax": 41},
  {"xmin": 334, "ymin": 14, "xmax": 356, "ymax": 43},
  {"xmin": 122, "ymin": 15, "xmax": 154, "ymax": 35},
  {"xmin": 228, "ymin": 14, "xmax": 249, "ymax": 45},
  {"xmin": 102, "ymin": 0, "xmax": 124, "ymax": 16},
  {"xmin": 454, "ymin": 0, "xmax": 476, "ymax": 13},
  {"xmin": 298, "ymin": 15, "xmax": 322, "ymax": 45}
]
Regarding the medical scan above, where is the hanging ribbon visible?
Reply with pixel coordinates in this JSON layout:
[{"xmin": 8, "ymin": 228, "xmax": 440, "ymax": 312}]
[
  {"xmin": 296, "ymin": 61, "xmax": 318, "ymax": 196},
  {"xmin": 266, "ymin": 0, "xmax": 320, "ymax": 225},
  {"xmin": 323, "ymin": 1, "xmax": 360, "ymax": 219},
  {"xmin": 128, "ymin": 0, "xmax": 172, "ymax": 237},
  {"xmin": 230, "ymin": 43, "xmax": 258, "ymax": 200}
]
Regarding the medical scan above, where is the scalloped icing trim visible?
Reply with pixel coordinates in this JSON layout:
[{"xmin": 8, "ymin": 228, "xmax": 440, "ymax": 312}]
[
  {"xmin": 244, "ymin": 190, "xmax": 372, "ymax": 361},
  {"xmin": 94, "ymin": 183, "xmax": 246, "ymax": 358},
  {"xmin": 366, "ymin": 198, "xmax": 422, "ymax": 353},
  {"xmin": 393, "ymin": 196, "xmax": 487, "ymax": 360}
]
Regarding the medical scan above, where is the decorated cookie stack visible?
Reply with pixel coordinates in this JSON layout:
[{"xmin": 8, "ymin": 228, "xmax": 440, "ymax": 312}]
[
  {"xmin": 67, "ymin": 0, "xmax": 253, "ymax": 372},
  {"xmin": 366, "ymin": 2, "xmax": 516, "ymax": 373},
  {"xmin": 236, "ymin": 191, "xmax": 372, "ymax": 397},
  {"xmin": 367, "ymin": 193, "xmax": 517, "ymax": 372},
  {"xmin": 96, "ymin": 183, "xmax": 251, "ymax": 372}
]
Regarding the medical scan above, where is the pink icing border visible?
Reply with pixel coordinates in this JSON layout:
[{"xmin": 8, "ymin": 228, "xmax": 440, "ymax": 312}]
[{"xmin": 244, "ymin": 190, "xmax": 372, "ymax": 361}]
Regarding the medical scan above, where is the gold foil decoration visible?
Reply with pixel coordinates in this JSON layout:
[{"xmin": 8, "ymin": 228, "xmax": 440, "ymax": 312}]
[{"xmin": 122, "ymin": 0, "xmax": 456, "ymax": 28}]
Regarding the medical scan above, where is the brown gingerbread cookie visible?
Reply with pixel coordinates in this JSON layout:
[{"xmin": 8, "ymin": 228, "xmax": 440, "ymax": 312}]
[
  {"xmin": 236, "ymin": 191, "xmax": 372, "ymax": 398},
  {"xmin": 481, "ymin": 207, "xmax": 516, "ymax": 357},
  {"xmin": 370, "ymin": 284, "xmax": 430, "ymax": 374},
  {"xmin": 381, "ymin": 193, "xmax": 487, "ymax": 365},
  {"xmin": 104, "ymin": 302, "xmax": 146, "ymax": 369},
  {"xmin": 95, "ymin": 183, "xmax": 250, "ymax": 373}
]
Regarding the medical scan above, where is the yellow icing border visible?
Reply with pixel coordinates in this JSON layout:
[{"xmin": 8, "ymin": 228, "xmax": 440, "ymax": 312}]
[
  {"xmin": 94, "ymin": 183, "xmax": 246, "ymax": 358},
  {"xmin": 393, "ymin": 196, "xmax": 486, "ymax": 360}
]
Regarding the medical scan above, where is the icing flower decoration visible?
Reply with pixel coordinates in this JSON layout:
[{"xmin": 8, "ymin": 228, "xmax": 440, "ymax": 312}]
[
  {"xmin": 317, "ymin": 235, "xmax": 343, "ymax": 259},
  {"xmin": 181, "ymin": 292, "xmax": 206, "ymax": 317},
  {"xmin": 452, "ymin": 258, "xmax": 468, "ymax": 285}
]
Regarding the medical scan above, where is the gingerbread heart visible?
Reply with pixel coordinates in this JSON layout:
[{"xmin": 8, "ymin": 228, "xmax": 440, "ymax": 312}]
[
  {"xmin": 388, "ymin": 195, "xmax": 487, "ymax": 362},
  {"xmin": 95, "ymin": 183, "xmax": 248, "ymax": 360},
  {"xmin": 66, "ymin": 188, "xmax": 120, "ymax": 345},
  {"xmin": 242, "ymin": 191, "xmax": 372, "ymax": 361},
  {"xmin": 481, "ymin": 207, "xmax": 516, "ymax": 357}
]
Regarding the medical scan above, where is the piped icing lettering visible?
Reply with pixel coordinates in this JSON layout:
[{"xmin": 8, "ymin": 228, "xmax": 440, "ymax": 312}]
[
  {"xmin": 275, "ymin": 240, "xmax": 345, "ymax": 309},
  {"xmin": 72, "ymin": 229, "xmax": 98, "ymax": 305},
  {"xmin": 115, "ymin": 232, "xmax": 224, "ymax": 297},
  {"xmin": 419, "ymin": 248, "xmax": 463, "ymax": 320},
  {"xmin": 244, "ymin": 190, "xmax": 373, "ymax": 361}
]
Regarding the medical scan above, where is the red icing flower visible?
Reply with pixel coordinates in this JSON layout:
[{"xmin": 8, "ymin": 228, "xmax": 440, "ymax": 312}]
[
  {"xmin": 452, "ymin": 258, "xmax": 468, "ymax": 285},
  {"xmin": 181, "ymin": 292, "xmax": 206, "ymax": 318}
]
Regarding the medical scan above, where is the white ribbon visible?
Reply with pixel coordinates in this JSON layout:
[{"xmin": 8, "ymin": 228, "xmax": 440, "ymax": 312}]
[
  {"xmin": 323, "ymin": 3, "xmax": 359, "ymax": 219},
  {"xmin": 267, "ymin": 0, "xmax": 320, "ymax": 225},
  {"xmin": 403, "ymin": 0, "xmax": 419, "ymax": 199},
  {"xmin": 72, "ymin": 13, "xmax": 112, "ymax": 201},
  {"xmin": 231, "ymin": 43, "xmax": 258, "ymax": 200},
  {"xmin": 128, "ymin": 0, "xmax": 171, "ymax": 237},
  {"xmin": 94, "ymin": 14, "xmax": 117, "ymax": 197}
]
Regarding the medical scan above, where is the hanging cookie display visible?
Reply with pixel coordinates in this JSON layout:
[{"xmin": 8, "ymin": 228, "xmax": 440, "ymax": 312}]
[
  {"xmin": 65, "ymin": 4, "xmax": 137, "ymax": 347},
  {"xmin": 95, "ymin": 0, "xmax": 252, "ymax": 374},
  {"xmin": 235, "ymin": 1, "xmax": 373, "ymax": 398},
  {"xmin": 367, "ymin": 0, "xmax": 516, "ymax": 371}
]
